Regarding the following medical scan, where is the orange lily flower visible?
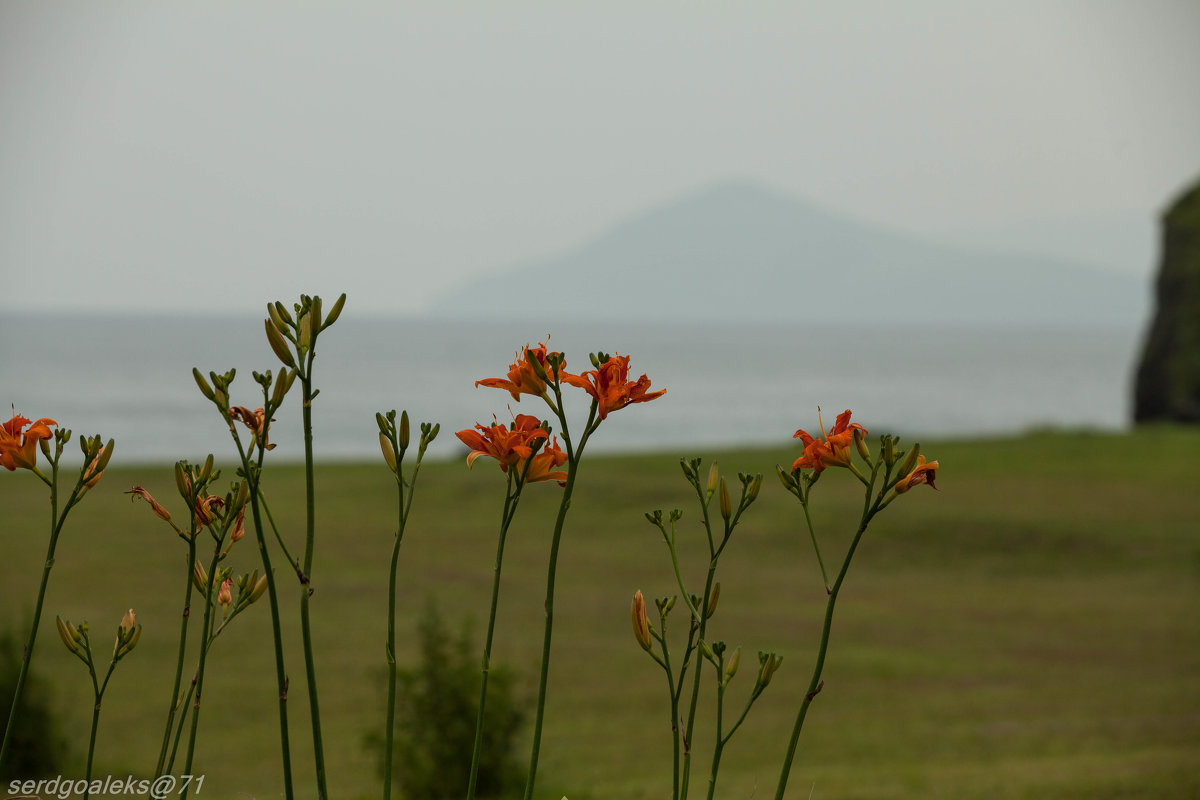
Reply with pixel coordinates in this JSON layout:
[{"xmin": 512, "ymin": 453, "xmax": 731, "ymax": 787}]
[
  {"xmin": 229, "ymin": 406, "xmax": 275, "ymax": 450},
  {"xmin": 476, "ymin": 341, "xmax": 561, "ymax": 401},
  {"xmin": 521, "ymin": 437, "xmax": 569, "ymax": 486},
  {"xmin": 455, "ymin": 414, "xmax": 549, "ymax": 471},
  {"xmin": 1, "ymin": 409, "xmax": 57, "ymax": 471},
  {"xmin": 561, "ymin": 354, "xmax": 665, "ymax": 420},
  {"xmin": 791, "ymin": 409, "xmax": 867, "ymax": 474},
  {"xmin": 895, "ymin": 455, "xmax": 939, "ymax": 493}
]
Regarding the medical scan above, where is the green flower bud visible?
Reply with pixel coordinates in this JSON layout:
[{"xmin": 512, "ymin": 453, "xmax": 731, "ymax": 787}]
[
  {"xmin": 379, "ymin": 432, "xmax": 398, "ymax": 473},
  {"xmin": 321, "ymin": 293, "xmax": 347, "ymax": 330},
  {"xmin": 193, "ymin": 368, "xmax": 216, "ymax": 401},
  {"xmin": 265, "ymin": 319, "xmax": 297, "ymax": 368}
]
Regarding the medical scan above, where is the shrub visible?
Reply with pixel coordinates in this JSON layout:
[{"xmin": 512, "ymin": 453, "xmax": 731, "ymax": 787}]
[
  {"xmin": 372, "ymin": 600, "xmax": 528, "ymax": 800},
  {"xmin": 0, "ymin": 626, "xmax": 68, "ymax": 781}
]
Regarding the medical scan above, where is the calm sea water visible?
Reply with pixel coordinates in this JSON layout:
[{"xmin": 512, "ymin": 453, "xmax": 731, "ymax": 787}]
[{"xmin": 1, "ymin": 313, "xmax": 1144, "ymax": 465}]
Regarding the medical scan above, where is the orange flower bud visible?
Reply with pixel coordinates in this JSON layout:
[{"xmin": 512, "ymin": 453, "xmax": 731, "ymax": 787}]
[
  {"xmin": 230, "ymin": 507, "xmax": 246, "ymax": 544},
  {"xmin": 218, "ymin": 579, "xmax": 233, "ymax": 608},
  {"xmin": 631, "ymin": 590, "xmax": 653, "ymax": 652}
]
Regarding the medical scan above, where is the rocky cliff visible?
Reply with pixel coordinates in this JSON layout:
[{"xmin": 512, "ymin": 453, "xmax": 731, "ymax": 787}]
[{"xmin": 1135, "ymin": 176, "xmax": 1200, "ymax": 422}]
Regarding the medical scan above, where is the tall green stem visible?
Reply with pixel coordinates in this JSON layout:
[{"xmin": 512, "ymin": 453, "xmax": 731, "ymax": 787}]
[
  {"xmin": 383, "ymin": 467, "xmax": 406, "ymax": 800},
  {"xmin": 773, "ymin": 517, "xmax": 871, "ymax": 800},
  {"xmin": 234, "ymin": 433, "xmax": 296, "ymax": 800},
  {"xmin": 181, "ymin": 544, "xmax": 222, "ymax": 799},
  {"xmin": 298, "ymin": 373, "xmax": 328, "ymax": 800},
  {"xmin": 384, "ymin": 420, "xmax": 430, "ymax": 800},
  {"xmin": 704, "ymin": 680, "xmax": 726, "ymax": 800},
  {"xmin": 84, "ymin": 661, "xmax": 117, "ymax": 800},
  {"xmin": 155, "ymin": 534, "xmax": 197, "ymax": 776},
  {"xmin": 467, "ymin": 475, "xmax": 523, "ymax": 800},
  {"xmin": 678, "ymin": 561, "xmax": 716, "ymax": 800},
  {"xmin": 521, "ymin": 412, "xmax": 595, "ymax": 800}
]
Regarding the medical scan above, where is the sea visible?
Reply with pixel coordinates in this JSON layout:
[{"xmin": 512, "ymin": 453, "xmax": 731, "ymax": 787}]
[{"xmin": 1, "ymin": 313, "xmax": 1146, "ymax": 466}]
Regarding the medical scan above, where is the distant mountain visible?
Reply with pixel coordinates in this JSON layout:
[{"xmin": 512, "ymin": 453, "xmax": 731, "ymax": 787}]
[{"xmin": 427, "ymin": 180, "xmax": 1148, "ymax": 327}]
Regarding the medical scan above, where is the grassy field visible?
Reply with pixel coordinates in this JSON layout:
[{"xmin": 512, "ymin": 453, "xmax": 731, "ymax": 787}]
[{"xmin": 2, "ymin": 426, "xmax": 1198, "ymax": 799}]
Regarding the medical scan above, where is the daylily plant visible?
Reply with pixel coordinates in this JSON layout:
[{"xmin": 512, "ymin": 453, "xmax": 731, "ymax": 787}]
[{"xmin": 3, "ymin": 301, "xmax": 948, "ymax": 800}]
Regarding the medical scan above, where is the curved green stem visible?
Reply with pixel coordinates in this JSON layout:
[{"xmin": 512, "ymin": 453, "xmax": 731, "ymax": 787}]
[{"xmin": 800, "ymin": 499, "xmax": 829, "ymax": 590}]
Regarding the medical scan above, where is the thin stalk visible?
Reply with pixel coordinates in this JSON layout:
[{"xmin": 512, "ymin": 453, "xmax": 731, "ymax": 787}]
[
  {"xmin": 773, "ymin": 514, "xmax": 873, "ymax": 800},
  {"xmin": 84, "ymin": 660, "xmax": 117, "ymax": 800},
  {"xmin": 467, "ymin": 473, "xmax": 523, "ymax": 800},
  {"xmin": 655, "ymin": 615, "xmax": 681, "ymax": 800},
  {"xmin": 298, "ymin": 370, "xmax": 328, "ymax": 800},
  {"xmin": 705, "ymin": 679, "xmax": 726, "ymax": 800},
  {"xmin": 180, "ymin": 544, "xmax": 222, "ymax": 799},
  {"xmin": 799, "ymin": 498, "xmax": 829, "ymax": 590},
  {"xmin": 382, "ymin": 465, "xmax": 407, "ymax": 800},
  {"xmin": 155, "ymin": 533, "xmax": 197, "ymax": 776},
  {"xmin": 384, "ymin": 425, "xmax": 429, "ymax": 800},
  {"xmin": 243, "ymin": 452, "xmax": 295, "ymax": 800},
  {"xmin": 677, "ymin": 562, "xmax": 715, "ymax": 800},
  {"xmin": 678, "ymin": 473, "xmax": 721, "ymax": 800},
  {"xmin": 257, "ymin": 491, "xmax": 301, "ymax": 576},
  {"xmin": 521, "ymin": 406, "xmax": 597, "ymax": 800},
  {"xmin": 84, "ymin": 701, "xmax": 100, "ymax": 800}
]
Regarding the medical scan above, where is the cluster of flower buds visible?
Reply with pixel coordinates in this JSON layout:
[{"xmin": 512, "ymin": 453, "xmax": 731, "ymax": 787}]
[
  {"xmin": 375, "ymin": 409, "xmax": 440, "ymax": 477},
  {"xmin": 264, "ymin": 294, "xmax": 347, "ymax": 371},
  {"xmin": 55, "ymin": 609, "xmax": 141, "ymax": 666}
]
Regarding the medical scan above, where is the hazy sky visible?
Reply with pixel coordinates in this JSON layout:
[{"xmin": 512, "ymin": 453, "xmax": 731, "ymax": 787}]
[{"xmin": 2, "ymin": 1, "xmax": 1198, "ymax": 315}]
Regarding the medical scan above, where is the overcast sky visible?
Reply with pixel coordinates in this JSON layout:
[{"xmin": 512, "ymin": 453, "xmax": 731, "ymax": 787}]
[{"xmin": 2, "ymin": 1, "xmax": 1198, "ymax": 316}]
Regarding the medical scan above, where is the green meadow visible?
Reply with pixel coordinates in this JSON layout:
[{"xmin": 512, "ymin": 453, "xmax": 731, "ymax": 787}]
[{"xmin": 2, "ymin": 427, "xmax": 1198, "ymax": 799}]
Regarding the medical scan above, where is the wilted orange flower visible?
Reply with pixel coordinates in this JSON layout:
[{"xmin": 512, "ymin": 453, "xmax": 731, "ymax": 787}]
[
  {"xmin": 127, "ymin": 486, "xmax": 173, "ymax": 521},
  {"xmin": 1, "ymin": 409, "xmax": 57, "ymax": 471},
  {"xmin": 229, "ymin": 406, "xmax": 275, "ymax": 450},
  {"xmin": 193, "ymin": 494, "xmax": 225, "ymax": 527},
  {"xmin": 475, "ymin": 341, "xmax": 561, "ymax": 401},
  {"xmin": 792, "ymin": 409, "xmax": 867, "ymax": 474},
  {"xmin": 562, "ymin": 354, "xmax": 665, "ymax": 420},
  {"xmin": 895, "ymin": 455, "xmax": 938, "ymax": 493},
  {"xmin": 456, "ymin": 414, "xmax": 549, "ymax": 471}
]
